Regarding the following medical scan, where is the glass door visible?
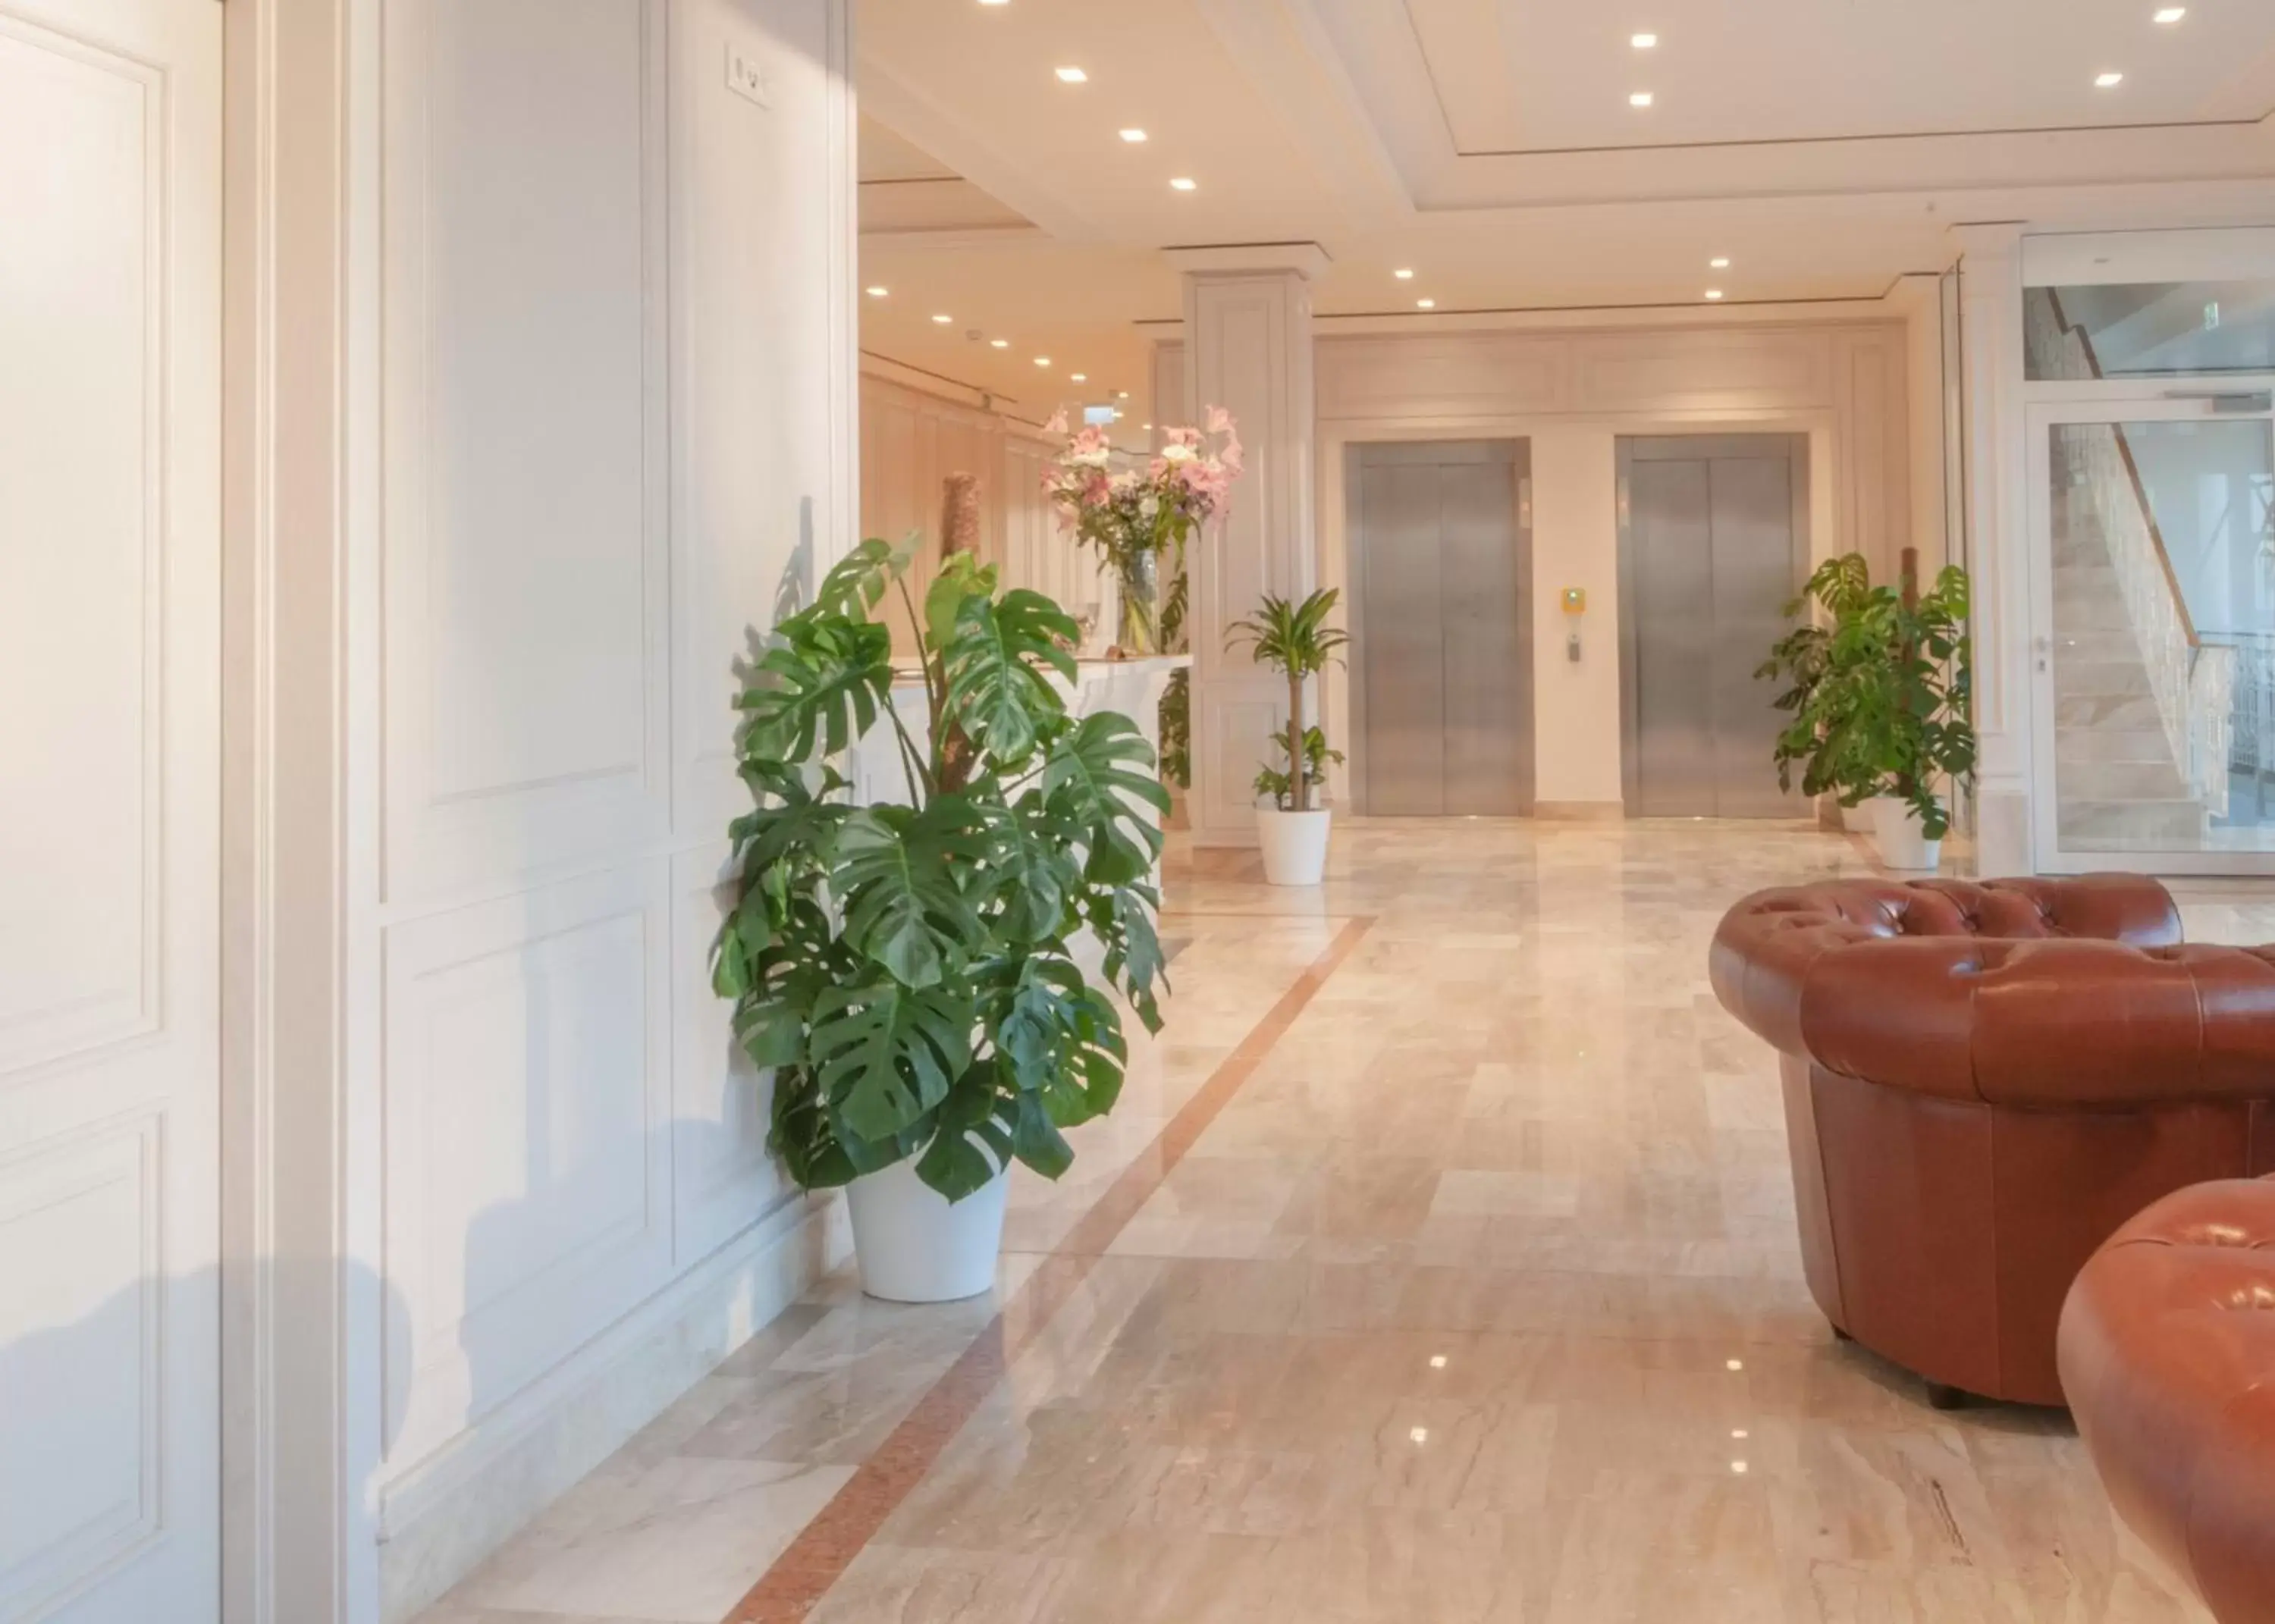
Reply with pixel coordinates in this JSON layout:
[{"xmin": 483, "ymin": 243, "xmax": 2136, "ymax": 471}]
[{"xmin": 2027, "ymin": 397, "xmax": 2275, "ymax": 872}]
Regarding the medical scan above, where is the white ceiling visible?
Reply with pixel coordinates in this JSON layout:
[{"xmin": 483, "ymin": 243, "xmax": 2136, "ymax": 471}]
[{"xmin": 854, "ymin": 0, "xmax": 2275, "ymax": 410}]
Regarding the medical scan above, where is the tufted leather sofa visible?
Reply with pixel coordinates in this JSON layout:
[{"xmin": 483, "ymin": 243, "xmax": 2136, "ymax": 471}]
[
  {"xmin": 1711, "ymin": 875, "xmax": 2275, "ymax": 1406},
  {"xmin": 2060, "ymin": 1179, "xmax": 2275, "ymax": 1622}
]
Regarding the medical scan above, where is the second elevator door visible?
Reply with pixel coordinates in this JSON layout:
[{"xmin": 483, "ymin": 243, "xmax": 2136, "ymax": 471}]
[
  {"xmin": 1619, "ymin": 435, "xmax": 1808, "ymax": 819},
  {"xmin": 1351, "ymin": 440, "xmax": 1533, "ymax": 816}
]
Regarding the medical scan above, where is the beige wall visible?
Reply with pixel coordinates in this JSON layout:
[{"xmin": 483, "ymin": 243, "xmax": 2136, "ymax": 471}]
[
  {"xmin": 1156, "ymin": 316, "xmax": 1916, "ymax": 811},
  {"xmin": 858, "ymin": 368, "xmax": 1109, "ymax": 649}
]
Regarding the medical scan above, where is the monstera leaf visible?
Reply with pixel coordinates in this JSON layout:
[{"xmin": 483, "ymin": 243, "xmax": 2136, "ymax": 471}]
[
  {"xmin": 971, "ymin": 792, "xmax": 1082, "ymax": 942},
  {"xmin": 941, "ymin": 589, "xmax": 1077, "ymax": 766},
  {"xmin": 832, "ymin": 800, "xmax": 990, "ymax": 986},
  {"xmin": 1044, "ymin": 711, "xmax": 1171, "ymax": 884},
  {"xmin": 739, "ymin": 613, "xmax": 895, "ymax": 763},
  {"xmin": 808, "ymin": 978, "xmax": 975, "ymax": 1144}
]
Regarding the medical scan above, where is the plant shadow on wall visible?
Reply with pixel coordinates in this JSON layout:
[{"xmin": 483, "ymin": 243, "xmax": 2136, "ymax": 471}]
[
  {"xmin": 710, "ymin": 537, "xmax": 1170, "ymax": 1294},
  {"xmin": 1228, "ymin": 588, "xmax": 1348, "ymax": 888},
  {"xmin": 1761, "ymin": 550, "xmax": 1976, "ymax": 870}
]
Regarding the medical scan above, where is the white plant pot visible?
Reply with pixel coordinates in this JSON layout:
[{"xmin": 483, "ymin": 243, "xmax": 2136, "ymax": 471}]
[
  {"xmin": 844, "ymin": 1157, "xmax": 1007, "ymax": 1303},
  {"xmin": 1869, "ymin": 795, "xmax": 1943, "ymax": 873},
  {"xmin": 1257, "ymin": 806, "xmax": 1332, "ymax": 886},
  {"xmin": 1841, "ymin": 801, "xmax": 1875, "ymax": 834}
]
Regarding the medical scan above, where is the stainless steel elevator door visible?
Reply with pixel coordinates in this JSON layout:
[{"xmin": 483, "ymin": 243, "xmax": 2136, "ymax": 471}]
[
  {"xmin": 1619, "ymin": 436, "xmax": 1808, "ymax": 819},
  {"xmin": 1349, "ymin": 441, "xmax": 1533, "ymax": 816}
]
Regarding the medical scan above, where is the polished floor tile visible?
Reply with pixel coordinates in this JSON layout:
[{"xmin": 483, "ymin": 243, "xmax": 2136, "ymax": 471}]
[{"xmin": 421, "ymin": 820, "xmax": 2244, "ymax": 1624}]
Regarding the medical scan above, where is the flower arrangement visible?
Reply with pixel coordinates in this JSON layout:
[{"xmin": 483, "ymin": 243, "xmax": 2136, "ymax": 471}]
[{"xmin": 1040, "ymin": 407, "xmax": 1241, "ymax": 657}]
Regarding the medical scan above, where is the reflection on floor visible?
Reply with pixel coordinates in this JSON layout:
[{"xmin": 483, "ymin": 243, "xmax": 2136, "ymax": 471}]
[{"xmin": 417, "ymin": 819, "xmax": 2239, "ymax": 1624}]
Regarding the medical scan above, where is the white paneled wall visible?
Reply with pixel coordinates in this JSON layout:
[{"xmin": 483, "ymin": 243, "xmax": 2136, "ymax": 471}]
[
  {"xmin": 858, "ymin": 370, "xmax": 1108, "ymax": 647},
  {"xmin": 367, "ymin": 0, "xmax": 855, "ymax": 1613}
]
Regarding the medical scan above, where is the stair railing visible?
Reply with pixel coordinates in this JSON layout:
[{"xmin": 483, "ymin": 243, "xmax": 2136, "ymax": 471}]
[{"xmin": 2028, "ymin": 289, "xmax": 2234, "ymax": 819}]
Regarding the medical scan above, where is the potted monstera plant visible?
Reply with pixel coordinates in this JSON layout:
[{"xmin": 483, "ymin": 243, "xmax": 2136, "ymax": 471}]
[
  {"xmin": 713, "ymin": 538, "xmax": 1169, "ymax": 1302},
  {"xmin": 1228, "ymin": 588, "xmax": 1347, "ymax": 886}
]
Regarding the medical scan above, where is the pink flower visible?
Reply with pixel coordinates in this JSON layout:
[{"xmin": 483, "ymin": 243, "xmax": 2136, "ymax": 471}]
[
  {"xmin": 1042, "ymin": 409, "xmax": 1068, "ymax": 437},
  {"xmin": 1205, "ymin": 405, "xmax": 1235, "ymax": 437}
]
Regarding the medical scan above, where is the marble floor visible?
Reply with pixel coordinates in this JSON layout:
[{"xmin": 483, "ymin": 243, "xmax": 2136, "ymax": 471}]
[{"xmin": 416, "ymin": 818, "xmax": 2255, "ymax": 1624}]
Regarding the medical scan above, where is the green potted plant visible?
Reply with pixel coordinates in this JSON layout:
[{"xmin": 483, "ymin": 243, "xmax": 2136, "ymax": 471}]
[
  {"xmin": 712, "ymin": 538, "xmax": 1169, "ymax": 1302},
  {"xmin": 1760, "ymin": 553, "xmax": 1875, "ymax": 831},
  {"xmin": 1227, "ymin": 588, "xmax": 1347, "ymax": 886},
  {"xmin": 1798, "ymin": 558, "xmax": 1975, "ymax": 870}
]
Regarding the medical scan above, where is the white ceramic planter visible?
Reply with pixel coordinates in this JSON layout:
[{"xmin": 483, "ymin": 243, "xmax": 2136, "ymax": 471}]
[
  {"xmin": 1257, "ymin": 806, "xmax": 1332, "ymax": 886},
  {"xmin": 1869, "ymin": 795, "xmax": 1943, "ymax": 873},
  {"xmin": 844, "ymin": 1157, "xmax": 1007, "ymax": 1303},
  {"xmin": 1841, "ymin": 801, "xmax": 1875, "ymax": 834}
]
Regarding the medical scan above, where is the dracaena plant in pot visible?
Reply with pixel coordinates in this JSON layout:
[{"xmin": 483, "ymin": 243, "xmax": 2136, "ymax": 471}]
[
  {"xmin": 713, "ymin": 538, "xmax": 1170, "ymax": 1303},
  {"xmin": 1228, "ymin": 588, "xmax": 1348, "ymax": 886}
]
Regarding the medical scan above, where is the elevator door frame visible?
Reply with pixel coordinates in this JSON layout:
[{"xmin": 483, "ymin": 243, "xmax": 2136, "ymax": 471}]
[
  {"xmin": 1615, "ymin": 434, "xmax": 1812, "ymax": 818},
  {"xmin": 1345, "ymin": 439, "xmax": 1536, "ymax": 817}
]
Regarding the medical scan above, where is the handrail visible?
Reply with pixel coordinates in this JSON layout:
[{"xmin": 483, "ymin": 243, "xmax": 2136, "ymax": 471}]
[
  {"xmin": 2027, "ymin": 287, "xmax": 2232, "ymax": 817},
  {"xmin": 2044, "ymin": 290, "xmax": 2200, "ymax": 649}
]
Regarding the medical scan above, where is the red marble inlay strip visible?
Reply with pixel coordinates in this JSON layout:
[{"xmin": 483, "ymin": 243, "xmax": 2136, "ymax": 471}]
[{"xmin": 723, "ymin": 915, "xmax": 1376, "ymax": 1624}]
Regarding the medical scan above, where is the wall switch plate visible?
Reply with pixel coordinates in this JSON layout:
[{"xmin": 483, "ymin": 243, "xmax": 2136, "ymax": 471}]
[{"xmin": 726, "ymin": 42, "xmax": 772, "ymax": 108}]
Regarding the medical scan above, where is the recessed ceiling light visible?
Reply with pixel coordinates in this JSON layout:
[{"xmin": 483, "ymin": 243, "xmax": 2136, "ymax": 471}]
[
  {"xmin": 990, "ymin": 338, "xmax": 1009, "ymax": 349},
  {"xmin": 979, "ymin": 0, "xmax": 1009, "ymax": 6},
  {"xmin": 1119, "ymin": 128, "xmax": 1147, "ymax": 143},
  {"xmin": 1709, "ymin": 256, "xmax": 1731, "ymax": 269},
  {"xmin": 931, "ymin": 313, "xmax": 952, "ymax": 324},
  {"xmin": 2095, "ymin": 71, "xmax": 2125, "ymax": 87},
  {"xmin": 1141, "ymin": 422, "xmax": 1153, "ymax": 429},
  {"xmin": 1034, "ymin": 356, "xmax": 1051, "ymax": 367},
  {"xmin": 1116, "ymin": 390, "xmax": 1130, "ymax": 399},
  {"xmin": 1055, "ymin": 65, "xmax": 1087, "ymax": 83},
  {"xmin": 1072, "ymin": 372, "xmax": 1087, "ymax": 381},
  {"xmin": 1416, "ymin": 297, "xmax": 1436, "ymax": 309},
  {"xmin": 1704, "ymin": 289, "xmax": 1724, "ymax": 300},
  {"xmin": 2154, "ymin": 5, "xmax": 2186, "ymax": 20},
  {"xmin": 865, "ymin": 285, "xmax": 889, "ymax": 297},
  {"xmin": 1630, "ymin": 90, "xmax": 1655, "ymax": 107},
  {"xmin": 1631, "ymin": 31, "xmax": 1658, "ymax": 48},
  {"xmin": 1394, "ymin": 268, "xmax": 1415, "ymax": 279},
  {"xmin": 1169, "ymin": 176, "xmax": 1197, "ymax": 191}
]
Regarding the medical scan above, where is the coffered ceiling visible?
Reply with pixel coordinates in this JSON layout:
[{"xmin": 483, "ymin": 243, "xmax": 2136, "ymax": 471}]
[{"xmin": 855, "ymin": 0, "xmax": 2275, "ymax": 410}]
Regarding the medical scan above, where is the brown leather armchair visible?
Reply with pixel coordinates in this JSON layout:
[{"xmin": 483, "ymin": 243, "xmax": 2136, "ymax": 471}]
[
  {"xmin": 2059, "ymin": 1178, "xmax": 2275, "ymax": 1624},
  {"xmin": 1712, "ymin": 876, "xmax": 2275, "ymax": 1406}
]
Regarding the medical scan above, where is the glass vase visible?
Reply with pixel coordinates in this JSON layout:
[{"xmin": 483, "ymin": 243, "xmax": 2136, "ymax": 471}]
[{"xmin": 1115, "ymin": 549, "xmax": 1160, "ymax": 657}]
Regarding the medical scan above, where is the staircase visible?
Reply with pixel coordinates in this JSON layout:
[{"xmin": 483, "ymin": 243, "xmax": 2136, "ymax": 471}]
[
  {"xmin": 2030, "ymin": 287, "xmax": 2237, "ymax": 850},
  {"xmin": 2050, "ymin": 481, "xmax": 2208, "ymax": 845}
]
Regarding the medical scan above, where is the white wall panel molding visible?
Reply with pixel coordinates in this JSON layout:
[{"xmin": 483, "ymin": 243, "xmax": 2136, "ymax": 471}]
[
  {"xmin": 0, "ymin": 16, "xmax": 165, "ymax": 1083},
  {"xmin": 380, "ymin": 859, "xmax": 673, "ymax": 1481},
  {"xmin": 0, "ymin": 1111, "xmax": 162, "ymax": 1619},
  {"xmin": 381, "ymin": 0, "xmax": 673, "ymax": 903}
]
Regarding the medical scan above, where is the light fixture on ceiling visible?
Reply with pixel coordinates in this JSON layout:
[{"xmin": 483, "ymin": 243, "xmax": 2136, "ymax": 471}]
[
  {"xmin": 1119, "ymin": 128, "xmax": 1147, "ymax": 143},
  {"xmin": 1116, "ymin": 390, "xmax": 1131, "ymax": 399},
  {"xmin": 1709, "ymin": 256, "xmax": 1731, "ymax": 269},
  {"xmin": 1169, "ymin": 176, "xmax": 1197, "ymax": 191},
  {"xmin": 1704, "ymin": 289, "xmax": 1724, "ymax": 300},
  {"xmin": 1055, "ymin": 65, "xmax": 1087, "ymax": 83},
  {"xmin": 990, "ymin": 338, "xmax": 1009, "ymax": 349},
  {"xmin": 932, "ymin": 313, "xmax": 953, "ymax": 324},
  {"xmin": 1416, "ymin": 297, "xmax": 1436, "ymax": 309},
  {"xmin": 1394, "ymin": 267, "xmax": 1415, "ymax": 279},
  {"xmin": 1631, "ymin": 31, "xmax": 1658, "ymax": 48},
  {"xmin": 1141, "ymin": 422, "xmax": 1153, "ymax": 430},
  {"xmin": 1072, "ymin": 372, "xmax": 1087, "ymax": 381},
  {"xmin": 2095, "ymin": 71, "xmax": 2125, "ymax": 87},
  {"xmin": 1629, "ymin": 90, "xmax": 1655, "ymax": 107},
  {"xmin": 864, "ymin": 285, "xmax": 889, "ymax": 297},
  {"xmin": 2154, "ymin": 5, "xmax": 2186, "ymax": 20},
  {"xmin": 979, "ymin": 0, "xmax": 1009, "ymax": 6},
  {"xmin": 1034, "ymin": 356, "xmax": 1052, "ymax": 367}
]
